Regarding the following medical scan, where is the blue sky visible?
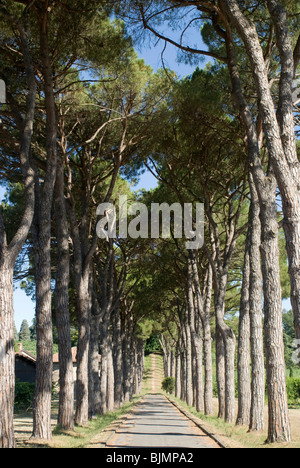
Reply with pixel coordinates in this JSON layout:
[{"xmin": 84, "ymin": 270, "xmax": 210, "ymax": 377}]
[{"xmin": 135, "ymin": 20, "xmax": 210, "ymax": 78}]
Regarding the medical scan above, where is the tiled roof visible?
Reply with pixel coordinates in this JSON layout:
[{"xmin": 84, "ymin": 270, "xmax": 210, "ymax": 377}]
[
  {"xmin": 16, "ymin": 345, "xmax": 101, "ymax": 364},
  {"xmin": 53, "ymin": 347, "xmax": 78, "ymax": 363},
  {"xmin": 15, "ymin": 349, "xmax": 37, "ymax": 363}
]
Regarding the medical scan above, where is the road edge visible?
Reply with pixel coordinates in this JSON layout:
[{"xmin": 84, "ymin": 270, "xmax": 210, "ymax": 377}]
[
  {"xmin": 104, "ymin": 397, "xmax": 145, "ymax": 447},
  {"xmin": 164, "ymin": 395, "xmax": 227, "ymax": 449}
]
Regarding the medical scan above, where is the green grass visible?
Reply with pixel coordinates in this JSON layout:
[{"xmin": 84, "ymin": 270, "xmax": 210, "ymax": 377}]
[
  {"xmin": 167, "ymin": 395, "xmax": 300, "ymax": 449},
  {"xmin": 142, "ymin": 355, "xmax": 153, "ymax": 394}
]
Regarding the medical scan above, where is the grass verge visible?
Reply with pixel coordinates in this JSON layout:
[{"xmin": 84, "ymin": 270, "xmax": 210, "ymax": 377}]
[{"xmin": 167, "ymin": 395, "xmax": 300, "ymax": 449}]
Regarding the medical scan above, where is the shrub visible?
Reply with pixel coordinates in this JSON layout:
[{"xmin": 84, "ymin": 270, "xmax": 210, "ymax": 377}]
[
  {"xmin": 15, "ymin": 380, "xmax": 35, "ymax": 409},
  {"xmin": 162, "ymin": 377, "xmax": 175, "ymax": 394},
  {"xmin": 286, "ymin": 378, "xmax": 300, "ymax": 406},
  {"xmin": 144, "ymin": 335, "xmax": 162, "ymax": 356}
]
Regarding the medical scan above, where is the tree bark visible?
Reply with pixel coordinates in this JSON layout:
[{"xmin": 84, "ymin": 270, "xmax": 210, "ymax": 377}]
[
  {"xmin": 190, "ymin": 252, "xmax": 213, "ymax": 415},
  {"xmin": 260, "ymin": 169, "xmax": 291, "ymax": 443},
  {"xmin": 113, "ymin": 301, "xmax": 124, "ymax": 409},
  {"xmin": 248, "ymin": 177, "xmax": 265, "ymax": 433},
  {"xmin": 88, "ymin": 293, "xmax": 101, "ymax": 418},
  {"xmin": 216, "ymin": 327, "xmax": 226, "ymax": 420},
  {"xmin": 175, "ymin": 338, "xmax": 182, "ymax": 399},
  {"xmin": 98, "ymin": 241, "xmax": 115, "ymax": 413},
  {"xmin": 185, "ymin": 318, "xmax": 193, "ymax": 407},
  {"xmin": 138, "ymin": 340, "xmax": 145, "ymax": 394},
  {"xmin": 74, "ymin": 271, "xmax": 90, "ymax": 426},
  {"xmin": 123, "ymin": 311, "xmax": 134, "ymax": 402},
  {"xmin": 214, "ymin": 275, "xmax": 236, "ymax": 423},
  {"xmin": 236, "ymin": 231, "xmax": 251, "ymax": 426},
  {"xmin": 202, "ymin": 266, "xmax": 214, "ymax": 416},
  {"xmin": 106, "ymin": 332, "xmax": 115, "ymax": 411},
  {"xmin": 0, "ymin": 261, "xmax": 15, "ymax": 448},
  {"xmin": 180, "ymin": 326, "xmax": 187, "ymax": 403},
  {"xmin": 54, "ymin": 156, "xmax": 74, "ymax": 430},
  {"xmin": 99, "ymin": 315, "xmax": 109, "ymax": 414},
  {"xmin": 68, "ymin": 186, "xmax": 94, "ymax": 426},
  {"xmin": 187, "ymin": 255, "xmax": 204, "ymax": 413},
  {"xmin": 32, "ymin": 8, "xmax": 59, "ymax": 440}
]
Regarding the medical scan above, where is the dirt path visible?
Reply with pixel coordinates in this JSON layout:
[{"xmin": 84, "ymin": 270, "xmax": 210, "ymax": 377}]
[
  {"xmin": 14, "ymin": 407, "xmax": 58, "ymax": 447},
  {"xmin": 150, "ymin": 354, "xmax": 163, "ymax": 394},
  {"xmin": 151, "ymin": 354, "xmax": 156, "ymax": 393}
]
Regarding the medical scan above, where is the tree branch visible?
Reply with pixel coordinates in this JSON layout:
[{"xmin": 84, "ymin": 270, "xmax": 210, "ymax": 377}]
[{"xmin": 139, "ymin": 4, "xmax": 228, "ymax": 63}]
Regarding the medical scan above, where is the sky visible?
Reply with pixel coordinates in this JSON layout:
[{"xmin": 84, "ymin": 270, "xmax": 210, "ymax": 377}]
[{"xmin": 135, "ymin": 20, "xmax": 211, "ymax": 78}]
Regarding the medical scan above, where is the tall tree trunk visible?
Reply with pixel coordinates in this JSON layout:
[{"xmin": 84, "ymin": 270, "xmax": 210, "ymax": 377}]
[
  {"xmin": 106, "ymin": 332, "xmax": 115, "ymax": 411},
  {"xmin": 180, "ymin": 327, "xmax": 187, "ymax": 403},
  {"xmin": 260, "ymin": 170, "xmax": 291, "ymax": 443},
  {"xmin": 214, "ymin": 277, "xmax": 236, "ymax": 423},
  {"xmin": 187, "ymin": 255, "xmax": 204, "ymax": 413},
  {"xmin": 54, "ymin": 157, "xmax": 74, "ymax": 430},
  {"xmin": 170, "ymin": 346, "xmax": 176, "ymax": 379},
  {"xmin": 123, "ymin": 312, "xmax": 133, "ymax": 402},
  {"xmin": 220, "ymin": 10, "xmax": 291, "ymax": 441},
  {"xmin": 216, "ymin": 327, "xmax": 225, "ymax": 420},
  {"xmin": 74, "ymin": 271, "xmax": 90, "ymax": 426},
  {"xmin": 99, "ymin": 317, "xmax": 108, "ymax": 414},
  {"xmin": 190, "ymin": 252, "xmax": 213, "ymax": 415},
  {"xmin": 192, "ymin": 327, "xmax": 204, "ymax": 413},
  {"xmin": 236, "ymin": 222, "xmax": 251, "ymax": 426},
  {"xmin": 0, "ymin": 262, "xmax": 15, "ymax": 448},
  {"xmin": 185, "ymin": 320, "xmax": 193, "ymax": 407},
  {"xmin": 32, "ymin": 11, "xmax": 58, "ymax": 439},
  {"xmin": 0, "ymin": 20, "xmax": 36, "ymax": 447},
  {"xmin": 267, "ymin": 6, "xmax": 300, "ymax": 343},
  {"xmin": 68, "ymin": 189, "xmax": 95, "ymax": 425},
  {"xmin": 33, "ymin": 225, "xmax": 54, "ymax": 440},
  {"xmin": 113, "ymin": 302, "xmax": 124, "ymax": 409},
  {"xmin": 248, "ymin": 177, "xmax": 265, "ymax": 433},
  {"xmin": 203, "ymin": 266, "xmax": 213, "ymax": 416},
  {"xmin": 175, "ymin": 338, "xmax": 181, "ymax": 399},
  {"xmin": 88, "ymin": 293, "xmax": 101, "ymax": 418},
  {"xmin": 136, "ymin": 339, "xmax": 144, "ymax": 395}
]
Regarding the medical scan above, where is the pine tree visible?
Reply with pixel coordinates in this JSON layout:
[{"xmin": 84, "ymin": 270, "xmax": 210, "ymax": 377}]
[{"xmin": 19, "ymin": 320, "xmax": 30, "ymax": 342}]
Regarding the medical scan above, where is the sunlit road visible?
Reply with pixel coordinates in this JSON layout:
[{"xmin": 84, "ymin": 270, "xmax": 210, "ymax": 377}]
[{"xmin": 107, "ymin": 394, "xmax": 219, "ymax": 449}]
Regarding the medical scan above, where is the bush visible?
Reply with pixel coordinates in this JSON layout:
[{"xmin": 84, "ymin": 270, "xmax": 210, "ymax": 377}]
[
  {"xmin": 15, "ymin": 380, "xmax": 35, "ymax": 409},
  {"xmin": 162, "ymin": 377, "xmax": 175, "ymax": 394},
  {"xmin": 144, "ymin": 335, "xmax": 162, "ymax": 356},
  {"xmin": 286, "ymin": 378, "xmax": 300, "ymax": 406}
]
